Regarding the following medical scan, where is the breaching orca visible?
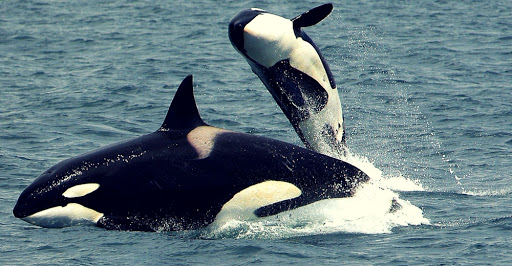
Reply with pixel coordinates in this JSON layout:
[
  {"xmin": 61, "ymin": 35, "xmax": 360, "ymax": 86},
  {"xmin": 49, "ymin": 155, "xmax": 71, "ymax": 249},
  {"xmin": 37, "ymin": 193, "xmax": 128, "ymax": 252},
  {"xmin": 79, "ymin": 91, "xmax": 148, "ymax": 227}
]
[
  {"xmin": 13, "ymin": 75, "xmax": 369, "ymax": 231},
  {"xmin": 229, "ymin": 3, "xmax": 345, "ymax": 156}
]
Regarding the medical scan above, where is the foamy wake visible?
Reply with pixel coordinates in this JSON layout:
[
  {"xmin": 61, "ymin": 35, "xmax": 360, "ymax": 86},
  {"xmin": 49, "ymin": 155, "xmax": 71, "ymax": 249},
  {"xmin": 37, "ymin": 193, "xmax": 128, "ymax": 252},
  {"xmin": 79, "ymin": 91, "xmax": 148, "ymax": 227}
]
[{"xmin": 201, "ymin": 148, "xmax": 430, "ymax": 239}]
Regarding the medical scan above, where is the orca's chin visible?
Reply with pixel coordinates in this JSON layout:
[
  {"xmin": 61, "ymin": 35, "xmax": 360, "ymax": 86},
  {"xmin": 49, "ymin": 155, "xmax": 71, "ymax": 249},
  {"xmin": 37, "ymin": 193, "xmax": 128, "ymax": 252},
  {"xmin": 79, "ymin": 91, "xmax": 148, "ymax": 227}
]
[{"xmin": 14, "ymin": 203, "xmax": 104, "ymax": 228}]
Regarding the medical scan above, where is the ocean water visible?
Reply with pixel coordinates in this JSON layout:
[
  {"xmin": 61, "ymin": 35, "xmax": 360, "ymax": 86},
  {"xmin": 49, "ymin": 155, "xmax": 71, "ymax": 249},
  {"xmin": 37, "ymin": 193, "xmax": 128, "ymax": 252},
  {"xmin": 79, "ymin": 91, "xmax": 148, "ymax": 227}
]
[{"xmin": 1, "ymin": 0, "xmax": 511, "ymax": 264}]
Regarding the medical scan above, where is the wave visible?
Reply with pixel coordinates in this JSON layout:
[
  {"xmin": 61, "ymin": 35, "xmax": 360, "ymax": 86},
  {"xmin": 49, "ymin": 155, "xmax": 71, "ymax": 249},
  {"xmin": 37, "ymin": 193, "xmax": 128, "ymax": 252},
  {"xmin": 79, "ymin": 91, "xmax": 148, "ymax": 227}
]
[
  {"xmin": 429, "ymin": 215, "xmax": 512, "ymax": 232},
  {"xmin": 460, "ymin": 188, "xmax": 512, "ymax": 197}
]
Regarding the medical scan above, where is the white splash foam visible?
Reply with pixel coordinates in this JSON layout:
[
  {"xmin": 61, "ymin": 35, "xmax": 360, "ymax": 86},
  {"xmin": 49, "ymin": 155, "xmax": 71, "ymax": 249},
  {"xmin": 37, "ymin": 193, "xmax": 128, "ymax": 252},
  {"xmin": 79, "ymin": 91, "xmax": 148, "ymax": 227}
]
[{"xmin": 340, "ymin": 147, "xmax": 424, "ymax": 192}]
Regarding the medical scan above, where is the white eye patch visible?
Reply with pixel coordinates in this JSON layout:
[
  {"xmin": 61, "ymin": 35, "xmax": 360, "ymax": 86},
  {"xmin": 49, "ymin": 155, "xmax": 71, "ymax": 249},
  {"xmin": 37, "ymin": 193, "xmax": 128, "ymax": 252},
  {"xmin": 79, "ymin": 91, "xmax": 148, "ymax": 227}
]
[{"xmin": 62, "ymin": 183, "xmax": 100, "ymax": 198}]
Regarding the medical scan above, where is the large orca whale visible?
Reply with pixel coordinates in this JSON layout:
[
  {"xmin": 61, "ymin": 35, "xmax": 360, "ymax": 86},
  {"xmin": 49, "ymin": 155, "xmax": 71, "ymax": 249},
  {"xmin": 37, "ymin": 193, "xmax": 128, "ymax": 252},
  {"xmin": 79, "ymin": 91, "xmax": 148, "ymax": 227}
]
[
  {"xmin": 13, "ymin": 75, "xmax": 369, "ymax": 231},
  {"xmin": 229, "ymin": 3, "xmax": 345, "ymax": 156}
]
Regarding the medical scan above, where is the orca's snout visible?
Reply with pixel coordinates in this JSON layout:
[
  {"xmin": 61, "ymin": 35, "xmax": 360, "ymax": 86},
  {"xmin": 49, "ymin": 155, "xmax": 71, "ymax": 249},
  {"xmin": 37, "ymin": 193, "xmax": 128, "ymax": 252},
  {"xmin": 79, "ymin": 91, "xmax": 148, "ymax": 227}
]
[
  {"xmin": 228, "ymin": 13, "xmax": 247, "ymax": 53},
  {"xmin": 13, "ymin": 196, "xmax": 30, "ymax": 219},
  {"xmin": 228, "ymin": 9, "xmax": 264, "ymax": 55},
  {"xmin": 13, "ymin": 202, "xmax": 23, "ymax": 218},
  {"xmin": 13, "ymin": 175, "xmax": 55, "ymax": 220}
]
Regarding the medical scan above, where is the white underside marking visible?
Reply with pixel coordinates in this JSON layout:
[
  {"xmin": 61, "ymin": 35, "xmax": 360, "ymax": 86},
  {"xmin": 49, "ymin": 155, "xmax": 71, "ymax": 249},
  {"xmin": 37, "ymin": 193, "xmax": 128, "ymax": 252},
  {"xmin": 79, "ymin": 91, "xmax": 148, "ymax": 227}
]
[
  {"xmin": 213, "ymin": 181, "xmax": 302, "ymax": 224},
  {"xmin": 289, "ymin": 39, "xmax": 331, "ymax": 90},
  {"xmin": 187, "ymin": 126, "xmax": 230, "ymax": 159},
  {"xmin": 244, "ymin": 14, "xmax": 296, "ymax": 67},
  {"xmin": 22, "ymin": 203, "xmax": 104, "ymax": 228},
  {"xmin": 62, "ymin": 183, "xmax": 100, "ymax": 198},
  {"xmin": 243, "ymin": 13, "xmax": 331, "ymax": 91},
  {"xmin": 299, "ymin": 89, "xmax": 344, "ymax": 153}
]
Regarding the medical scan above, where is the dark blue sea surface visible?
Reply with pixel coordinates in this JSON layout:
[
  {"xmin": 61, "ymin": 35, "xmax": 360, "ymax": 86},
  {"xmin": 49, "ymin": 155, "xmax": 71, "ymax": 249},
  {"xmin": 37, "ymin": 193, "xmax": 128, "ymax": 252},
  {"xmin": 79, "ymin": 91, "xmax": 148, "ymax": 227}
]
[{"xmin": 1, "ymin": 0, "xmax": 511, "ymax": 264}]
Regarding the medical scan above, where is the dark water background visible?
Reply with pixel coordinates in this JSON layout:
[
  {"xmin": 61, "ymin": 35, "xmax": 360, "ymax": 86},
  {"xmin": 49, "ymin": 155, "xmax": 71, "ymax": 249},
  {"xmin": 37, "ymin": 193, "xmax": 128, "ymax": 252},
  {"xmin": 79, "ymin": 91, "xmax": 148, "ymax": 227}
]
[{"xmin": 1, "ymin": 0, "xmax": 511, "ymax": 264}]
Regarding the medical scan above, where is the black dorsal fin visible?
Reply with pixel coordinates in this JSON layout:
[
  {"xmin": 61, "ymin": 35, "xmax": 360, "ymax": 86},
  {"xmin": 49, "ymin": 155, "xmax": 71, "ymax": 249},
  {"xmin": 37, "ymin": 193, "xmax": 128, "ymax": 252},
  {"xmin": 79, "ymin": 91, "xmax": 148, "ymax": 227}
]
[
  {"xmin": 159, "ymin": 75, "xmax": 206, "ymax": 131},
  {"xmin": 291, "ymin": 3, "xmax": 333, "ymax": 29}
]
